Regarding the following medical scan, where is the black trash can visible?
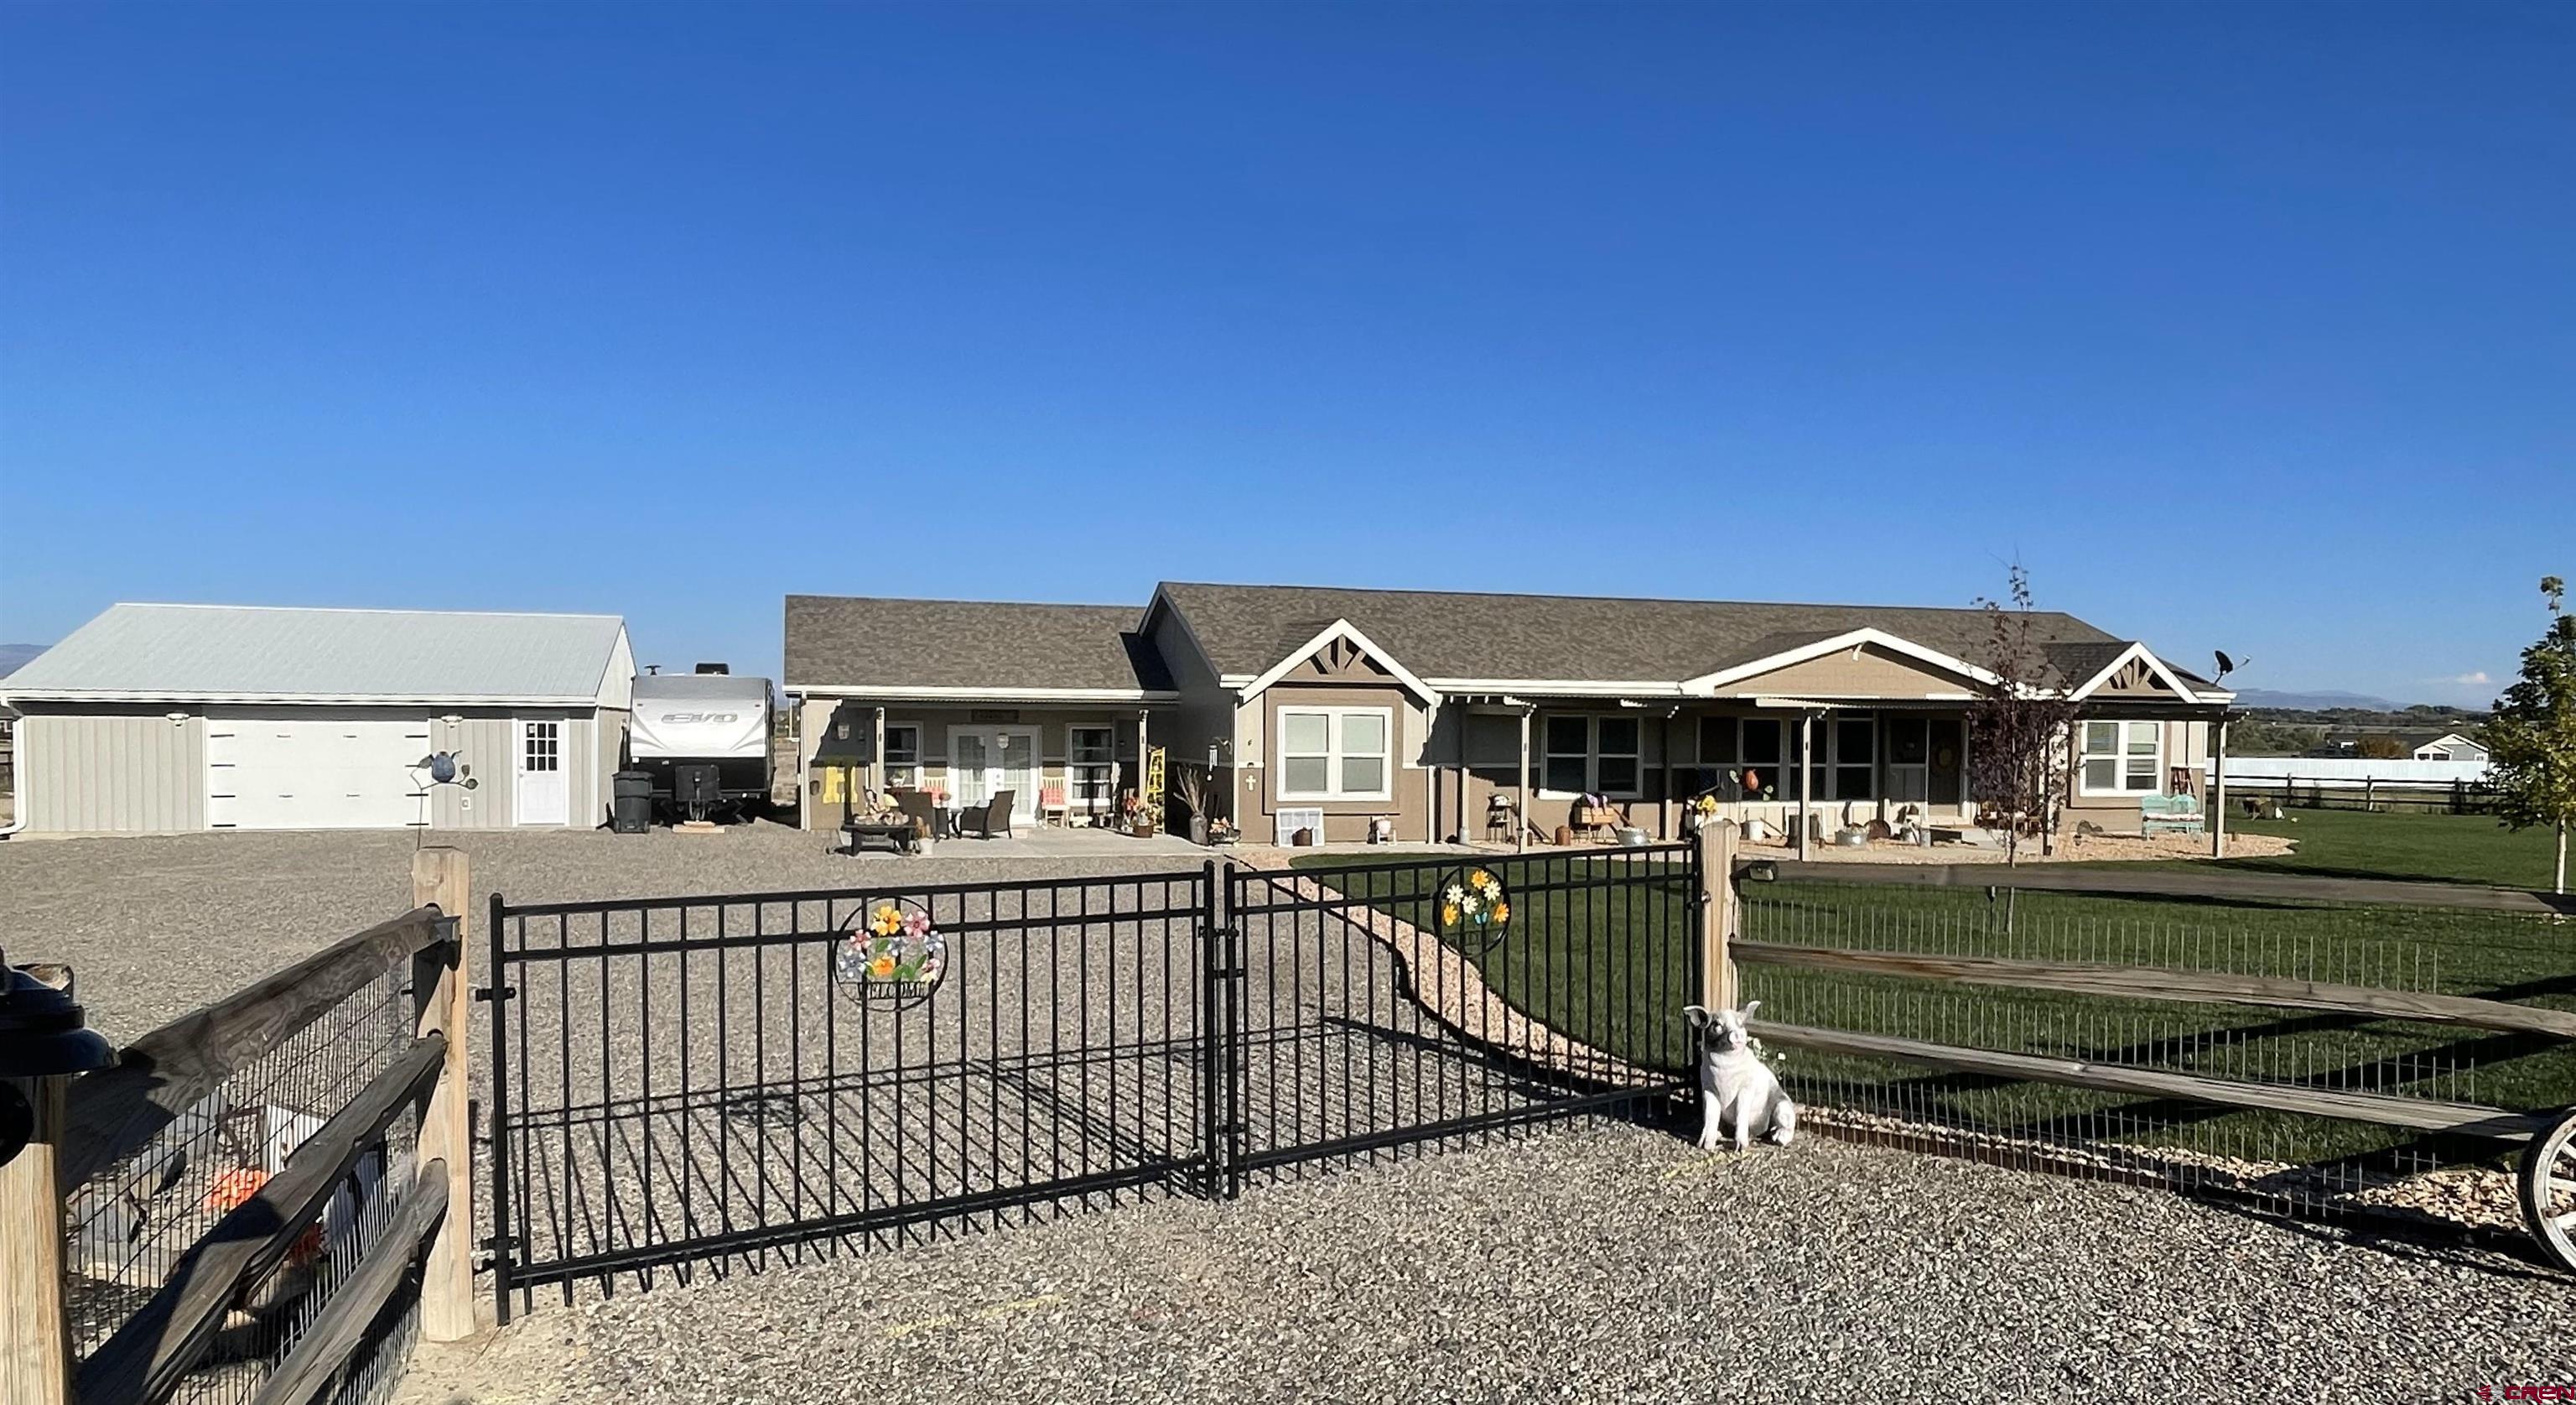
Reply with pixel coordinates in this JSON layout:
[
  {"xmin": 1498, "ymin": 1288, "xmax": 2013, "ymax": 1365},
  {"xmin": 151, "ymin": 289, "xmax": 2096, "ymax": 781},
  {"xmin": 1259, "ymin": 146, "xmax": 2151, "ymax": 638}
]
[{"xmin": 611, "ymin": 771, "xmax": 655, "ymax": 834}]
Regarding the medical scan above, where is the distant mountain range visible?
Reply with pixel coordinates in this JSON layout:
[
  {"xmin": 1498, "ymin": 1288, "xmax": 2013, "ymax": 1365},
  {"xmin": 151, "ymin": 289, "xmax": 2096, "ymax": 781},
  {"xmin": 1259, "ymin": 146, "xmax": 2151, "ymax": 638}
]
[
  {"xmin": 2229, "ymin": 687, "xmax": 2405, "ymax": 711},
  {"xmin": 0, "ymin": 643, "xmax": 47, "ymax": 679}
]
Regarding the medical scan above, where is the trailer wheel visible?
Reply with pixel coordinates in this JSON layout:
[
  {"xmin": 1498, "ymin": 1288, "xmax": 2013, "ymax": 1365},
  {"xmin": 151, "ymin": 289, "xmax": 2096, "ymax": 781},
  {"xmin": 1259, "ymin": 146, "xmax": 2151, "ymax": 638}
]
[{"xmin": 2522, "ymin": 1109, "xmax": 2576, "ymax": 1274}]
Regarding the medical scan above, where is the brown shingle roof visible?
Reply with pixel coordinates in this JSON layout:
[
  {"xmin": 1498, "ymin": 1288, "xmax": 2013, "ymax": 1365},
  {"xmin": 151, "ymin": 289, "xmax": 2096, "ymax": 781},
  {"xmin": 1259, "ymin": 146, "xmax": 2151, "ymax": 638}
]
[
  {"xmin": 785, "ymin": 596, "xmax": 1172, "ymax": 693},
  {"xmin": 1152, "ymin": 582, "xmax": 2123, "ymax": 685}
]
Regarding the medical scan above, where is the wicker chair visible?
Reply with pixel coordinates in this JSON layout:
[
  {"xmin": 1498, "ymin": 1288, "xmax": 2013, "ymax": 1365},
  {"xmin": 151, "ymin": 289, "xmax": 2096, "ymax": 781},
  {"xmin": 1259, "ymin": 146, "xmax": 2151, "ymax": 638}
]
[
  {"xmin": 957, "ymin": 789, "xmax": 1015, "ymax": 839},
  {"xmin": 890, "ymin": 788, "xmax": 944, "ymax": 839}
]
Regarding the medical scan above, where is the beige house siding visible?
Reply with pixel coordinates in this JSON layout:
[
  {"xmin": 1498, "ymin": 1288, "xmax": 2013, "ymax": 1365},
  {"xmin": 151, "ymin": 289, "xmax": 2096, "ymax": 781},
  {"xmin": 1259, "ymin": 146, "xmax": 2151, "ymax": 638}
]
[
  {"xmin": 1246, "ymin": 673, "xmax": 1432, "ymax": 844},
  {"xmin": 1706, "ymin": 644, "xmax": 1979, "ymax": 700},
  {"xmin": 2088, "ymin": 655, "xmax": 2182, "ymax": 699},
  {"xmin": 2060, "ymin": 715, "xmax": 2209, "ymax": 830},
  {"xmin": 1146, "ymin": 607, "xmax": 1239, "ymax": 825},
  {"xmin": 13, "ymin": 705, "xmax": 208, "ymax": 833}
]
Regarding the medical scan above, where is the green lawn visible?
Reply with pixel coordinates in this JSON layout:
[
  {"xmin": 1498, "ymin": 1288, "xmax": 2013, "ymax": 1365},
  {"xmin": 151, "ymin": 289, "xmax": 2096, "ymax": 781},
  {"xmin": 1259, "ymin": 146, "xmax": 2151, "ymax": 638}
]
[
  {"xmin": 2176, "ymin": 806, "xmax": 2568, "ymax": 890},
  {"xmin": 1290, "ymin": 810, "xmax": 2576, "ymax": 1168}
]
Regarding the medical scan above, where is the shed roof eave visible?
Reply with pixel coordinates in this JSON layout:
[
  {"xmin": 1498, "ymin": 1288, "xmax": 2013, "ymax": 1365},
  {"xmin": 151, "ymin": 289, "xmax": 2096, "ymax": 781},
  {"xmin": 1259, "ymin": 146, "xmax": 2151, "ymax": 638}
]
[
  {"xmin": 0, "ymin": 689, "xmax": 608, "ymax": 707},
  {"xmin": 785, "ymin": 683, "xmax": 1182, "ymax": 703}
]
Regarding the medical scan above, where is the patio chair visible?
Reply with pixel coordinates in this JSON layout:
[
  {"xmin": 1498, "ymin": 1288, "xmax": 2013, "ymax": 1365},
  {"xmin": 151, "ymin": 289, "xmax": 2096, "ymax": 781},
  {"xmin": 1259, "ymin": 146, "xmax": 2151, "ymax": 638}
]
[
  {"xmin": 891, "ymin": 788, "xmax": 944, "ymax": 839},
  {"xmin": 957, "ymin": 789, "xmax": 1015, "ymax": 839},
  {"xmin": 1038, "ymin": 786, "xmax": 1068, "ymax": 826}
]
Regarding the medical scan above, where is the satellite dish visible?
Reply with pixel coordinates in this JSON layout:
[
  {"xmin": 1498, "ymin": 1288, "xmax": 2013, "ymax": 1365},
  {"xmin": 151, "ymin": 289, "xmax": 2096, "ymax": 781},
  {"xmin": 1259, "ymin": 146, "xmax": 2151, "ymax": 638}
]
[{"xmin": 2213, "ymin": 650, "xmax": 2244, "ymax": 681}]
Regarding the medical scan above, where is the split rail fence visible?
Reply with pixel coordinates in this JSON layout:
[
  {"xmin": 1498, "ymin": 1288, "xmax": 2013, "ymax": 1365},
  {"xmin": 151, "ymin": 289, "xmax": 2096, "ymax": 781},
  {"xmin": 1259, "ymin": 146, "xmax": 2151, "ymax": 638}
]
[
  {"xmin": 3, "ymin": 849, "xmax": 479, "ymax": 1405},
  {"xmin": 1702, "ymin": 829, "xmax": 2576, "ymax": 1272}
]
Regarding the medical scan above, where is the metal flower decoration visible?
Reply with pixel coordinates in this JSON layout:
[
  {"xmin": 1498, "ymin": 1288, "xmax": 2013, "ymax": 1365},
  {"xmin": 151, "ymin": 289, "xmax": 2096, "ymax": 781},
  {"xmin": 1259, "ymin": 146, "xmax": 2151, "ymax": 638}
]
[
  {"xmin": 1434, "ymin": 866, "xmax": 1512, "ymax": 951},
  {"xmin": 833, "ymin": 897, "xmax": 948, "ymax": 1010}
]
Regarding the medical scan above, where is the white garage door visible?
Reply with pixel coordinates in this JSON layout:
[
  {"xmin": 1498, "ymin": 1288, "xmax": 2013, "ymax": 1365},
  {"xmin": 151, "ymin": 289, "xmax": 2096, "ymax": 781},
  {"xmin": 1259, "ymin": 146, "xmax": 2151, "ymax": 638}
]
[{"xmin": 206, "ymin": 715, "xmax": 431, "ymax": 830}]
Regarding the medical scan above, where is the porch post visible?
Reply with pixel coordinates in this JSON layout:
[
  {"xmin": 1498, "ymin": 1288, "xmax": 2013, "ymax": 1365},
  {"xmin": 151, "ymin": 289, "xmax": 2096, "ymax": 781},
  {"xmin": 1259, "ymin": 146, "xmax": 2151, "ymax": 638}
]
[
  {"xmin": 1138, "ymin": 708, "xmax": 1151, "ymax": 821},
  {"xmin": 1515, "ymin": 705, "xmax": 1531, "ymax": 853},
  {"xmin": 2210, "ymin": 714, "xmax": 2230, "ymax": 858},
  {"xmin": 1658, "ymin": 710, "xmax": 1674, "ymax": 840},
  {"xmin": 1797, "ymin": 711, "xmax": 1814, "ymax": 861},
  {"xmin": 871, "ymin": 705, "xmax": 886, "ymax": 803}
]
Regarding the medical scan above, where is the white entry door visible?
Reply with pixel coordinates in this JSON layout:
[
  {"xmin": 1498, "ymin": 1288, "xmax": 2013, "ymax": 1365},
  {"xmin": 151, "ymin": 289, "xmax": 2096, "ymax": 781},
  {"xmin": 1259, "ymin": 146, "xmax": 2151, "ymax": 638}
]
[
  {"xmin": 515, "ymin": 719, "xmax": 569, "ymax": 826},
  {"xmin": 949, "ymin": 727, "xmax": 1038, "ymax": 822}
]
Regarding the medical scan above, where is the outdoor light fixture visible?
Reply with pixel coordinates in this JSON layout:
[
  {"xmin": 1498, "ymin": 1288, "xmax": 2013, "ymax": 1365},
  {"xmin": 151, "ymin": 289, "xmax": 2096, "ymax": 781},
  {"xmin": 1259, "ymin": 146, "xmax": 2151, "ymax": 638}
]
[{"xmin": 164, "ymin": 712, "xmax": 188, "ymax": 724}]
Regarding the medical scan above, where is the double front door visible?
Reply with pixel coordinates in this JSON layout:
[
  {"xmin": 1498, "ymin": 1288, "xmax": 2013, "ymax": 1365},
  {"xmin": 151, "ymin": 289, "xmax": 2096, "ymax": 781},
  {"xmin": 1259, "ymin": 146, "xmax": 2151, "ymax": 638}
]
[{"xmin": 949, "ymin": 726, "xmax": 1038, "ymax": 822}]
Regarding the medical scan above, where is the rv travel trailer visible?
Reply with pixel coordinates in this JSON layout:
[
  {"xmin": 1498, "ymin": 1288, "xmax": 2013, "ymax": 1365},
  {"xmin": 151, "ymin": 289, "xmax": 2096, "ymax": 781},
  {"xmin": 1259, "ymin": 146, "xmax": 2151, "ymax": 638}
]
[{"xmin": 626, "ymin": 667, "xmax": 775, "ymax": 820}]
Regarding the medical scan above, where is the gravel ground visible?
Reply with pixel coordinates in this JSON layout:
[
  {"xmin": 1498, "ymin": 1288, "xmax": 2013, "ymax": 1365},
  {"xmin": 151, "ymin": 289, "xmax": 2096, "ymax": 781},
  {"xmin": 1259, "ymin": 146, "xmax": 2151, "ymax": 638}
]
[
  {"xmin": 0, "ymin": 824, "xmax": 1205, "ymax": 1039},
  {"xmin": 397, "ymin": 1122, "xmax": 2576, "ymax": 1405},
  {"xmin": 21, "ymin": 827, "xmax": 2572, "ymax": 1401}
]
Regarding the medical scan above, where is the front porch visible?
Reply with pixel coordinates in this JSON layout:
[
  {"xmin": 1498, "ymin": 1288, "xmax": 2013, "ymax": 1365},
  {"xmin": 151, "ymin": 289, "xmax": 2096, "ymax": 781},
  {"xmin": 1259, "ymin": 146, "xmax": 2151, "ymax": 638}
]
[
  {"xmin": 795, "ymin": 695, "xmax": 1179, "ymax": 834},
  {"xmin": 1432, "ymin": 697, "xmax": 1986, "ymax": 854},
  {"xmin": 830, "ymin": 821, "xmax": 1209, "ymax": 861}
]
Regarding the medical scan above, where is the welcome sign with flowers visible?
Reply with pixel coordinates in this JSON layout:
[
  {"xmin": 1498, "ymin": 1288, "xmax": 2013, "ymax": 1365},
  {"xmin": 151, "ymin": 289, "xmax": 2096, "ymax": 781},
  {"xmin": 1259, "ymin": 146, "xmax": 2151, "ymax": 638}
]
[
  {"xmin": 833, "ymin": 897, "xmax": 948, "ymax": 1010},
  {"xmin": 1436, "ymin": 866, "xmax": 1511, "ymax": 951}
]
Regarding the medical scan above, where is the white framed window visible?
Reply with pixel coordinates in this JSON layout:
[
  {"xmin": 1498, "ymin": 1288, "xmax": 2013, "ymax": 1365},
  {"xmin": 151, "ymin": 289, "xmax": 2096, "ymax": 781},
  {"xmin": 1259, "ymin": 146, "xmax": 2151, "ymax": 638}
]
[
  {"xmin": 1539, "ymin": 715, "xmax": 1644, "ymax": 799},
  {"xmin": 1067, "ymin": 725, "xmax": 1115, "ymax": 804},
  {"xmin": 1831, "ymin": 715, "xmax": 1876, "ymax": 801},
  {"xmin": 884, "ymin": 725, "xmax": 921, "ymax": 788},
  {"xmin": 2080, "ymin": 720, "xmax": 2162, "ymax": 794},
  {"xmin": 1277, "ymin": 706, "xmax": 1391, "ymax": 801}
]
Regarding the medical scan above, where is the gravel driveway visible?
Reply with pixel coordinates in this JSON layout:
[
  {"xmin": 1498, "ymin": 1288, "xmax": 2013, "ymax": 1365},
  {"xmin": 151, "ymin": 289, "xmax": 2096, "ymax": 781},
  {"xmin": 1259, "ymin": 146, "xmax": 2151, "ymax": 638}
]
[
  {"xmin": 397, "ymin": 1121, "xmax": 2574, "ymax": 1404},
  {"xmin": 0, "ymin": 825, "xmax": 1205, "ymax": 1039}
]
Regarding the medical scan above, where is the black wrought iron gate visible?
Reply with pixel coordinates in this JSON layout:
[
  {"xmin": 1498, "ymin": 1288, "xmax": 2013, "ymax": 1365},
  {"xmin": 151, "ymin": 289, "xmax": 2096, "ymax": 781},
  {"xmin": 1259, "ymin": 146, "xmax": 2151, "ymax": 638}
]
[{"xmin": 485, "ymin": 849, "xmax": 1693, "ymax": 1315}]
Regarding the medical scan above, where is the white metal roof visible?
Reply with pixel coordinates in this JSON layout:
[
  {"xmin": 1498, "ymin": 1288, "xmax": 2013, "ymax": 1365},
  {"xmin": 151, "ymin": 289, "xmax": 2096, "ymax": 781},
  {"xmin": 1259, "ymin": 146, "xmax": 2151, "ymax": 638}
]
[{"xmin": 0, "ymin": 603, "xmax": 633, "ymax": 706}]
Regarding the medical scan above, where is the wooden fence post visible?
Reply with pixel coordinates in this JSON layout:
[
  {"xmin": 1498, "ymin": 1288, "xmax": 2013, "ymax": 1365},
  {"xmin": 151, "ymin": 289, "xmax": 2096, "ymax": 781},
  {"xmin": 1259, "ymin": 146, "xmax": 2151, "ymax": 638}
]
[
  {"xmin": 410, "ymin": 847, "xmax": 477, "ymax": 1342},
  {"xmin": 1, "ymin": 1073, "xmax": 73, "ymax": 1405},
  {"xmin": 1698, "ymin": 820, "xmax": 1739, "ymax": 1012}
]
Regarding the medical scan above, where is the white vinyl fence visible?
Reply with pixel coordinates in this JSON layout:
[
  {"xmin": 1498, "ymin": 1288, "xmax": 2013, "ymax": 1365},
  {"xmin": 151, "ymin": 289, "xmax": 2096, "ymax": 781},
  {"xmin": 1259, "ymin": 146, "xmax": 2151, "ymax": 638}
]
[{"xmin": 2205, "ymin": 757, "xmax": 2490, "ymax": 790}]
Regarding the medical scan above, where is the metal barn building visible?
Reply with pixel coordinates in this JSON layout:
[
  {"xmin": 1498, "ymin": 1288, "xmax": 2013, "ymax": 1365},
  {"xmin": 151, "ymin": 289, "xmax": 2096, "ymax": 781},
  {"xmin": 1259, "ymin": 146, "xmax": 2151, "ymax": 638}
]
[{"xmin": 0, "ymin": 603, "xmax": 633, "ymax": 835}]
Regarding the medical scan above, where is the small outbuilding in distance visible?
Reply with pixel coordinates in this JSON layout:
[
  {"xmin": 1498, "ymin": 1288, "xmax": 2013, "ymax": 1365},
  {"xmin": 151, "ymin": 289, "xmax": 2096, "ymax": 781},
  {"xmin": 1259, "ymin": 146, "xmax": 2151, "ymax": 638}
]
[{"xmin": 0, "ymin": 602, "xmax": 634, "ymax": 835}]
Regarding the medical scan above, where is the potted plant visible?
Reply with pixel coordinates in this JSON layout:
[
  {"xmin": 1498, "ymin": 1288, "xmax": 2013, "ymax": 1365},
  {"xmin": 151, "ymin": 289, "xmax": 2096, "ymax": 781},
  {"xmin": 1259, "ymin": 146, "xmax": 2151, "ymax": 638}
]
[
  {"xmin": 1170, "ymin": 764, "xmax": 1212, "ymax": 845},
  {"xmin": 1120, "ymin": 790, "xmax": 1157, "ymax": 837}
]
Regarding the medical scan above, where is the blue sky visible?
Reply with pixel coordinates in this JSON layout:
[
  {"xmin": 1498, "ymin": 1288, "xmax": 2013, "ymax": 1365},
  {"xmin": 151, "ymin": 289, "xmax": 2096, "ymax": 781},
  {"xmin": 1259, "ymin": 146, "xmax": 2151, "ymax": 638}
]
[{"xmin": 3, "ymin": 2, "xmax": 2568, "ymax": 704}]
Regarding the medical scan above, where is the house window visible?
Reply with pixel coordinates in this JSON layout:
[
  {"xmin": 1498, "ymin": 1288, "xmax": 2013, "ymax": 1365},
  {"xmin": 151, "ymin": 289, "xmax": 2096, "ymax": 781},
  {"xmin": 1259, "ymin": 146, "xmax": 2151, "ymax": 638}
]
[
  {"xmin": 1543, "ymin": 716, "xmax": 1590, "ymax": 794},
  {"xmin": 884, "ymin": 725, "xmax": 921, "ymax": 788},
  {"xmin": 1596, "ymin": 717, "xmax": 1641, "ymax": 795},
  {"xmin": 1068, "ymin": 726, "xmax": 1114, "ymax": 805},
  {"xmin": 1832, "ymin": 716, "xmax": 1877, "ymax": 801},
  {"xmin": 1278, "ymin": 706, "xmax": 1391, "ymax": 800},
  {"xmin": 1740, "ymin": 719, "xmax": 1783, "ymax": 799},
  {"xmin": 1540, "ymin": 716, "xmax": 1643, "ymax": 799},
  {"xmin": 2080, "ymin": 721, "xmax": 2162, "ymax": 794}
]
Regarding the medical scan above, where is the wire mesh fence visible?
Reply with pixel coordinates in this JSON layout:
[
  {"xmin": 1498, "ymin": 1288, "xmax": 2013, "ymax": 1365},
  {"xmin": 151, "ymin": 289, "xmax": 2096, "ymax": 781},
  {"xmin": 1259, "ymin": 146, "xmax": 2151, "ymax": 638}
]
[
  {"xmin": 63, "ymin": 966, "xmax": 423, "ymax": 1405},
  {"xmin": 1738, "ymin": 872, "xmax": 2574, "ymax": 1232}
]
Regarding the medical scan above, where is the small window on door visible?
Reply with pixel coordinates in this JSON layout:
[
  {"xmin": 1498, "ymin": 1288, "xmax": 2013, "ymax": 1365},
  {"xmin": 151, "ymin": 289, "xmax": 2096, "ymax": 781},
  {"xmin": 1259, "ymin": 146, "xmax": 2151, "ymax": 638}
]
[{"xmin": 522, "ymin": 721, "xmax": 560, "ymax": 772}]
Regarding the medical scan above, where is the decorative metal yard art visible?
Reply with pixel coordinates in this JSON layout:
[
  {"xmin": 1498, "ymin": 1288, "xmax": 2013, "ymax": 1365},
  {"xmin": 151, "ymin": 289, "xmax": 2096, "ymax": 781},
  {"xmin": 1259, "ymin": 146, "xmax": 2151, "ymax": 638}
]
[
  {"xmin": 833, "ymin": 896, "xmax": 948, "ymax": 1011},
  {"xmin": 1431, "ymin": 866, "xmax": 1511, "ymax": 953}
]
